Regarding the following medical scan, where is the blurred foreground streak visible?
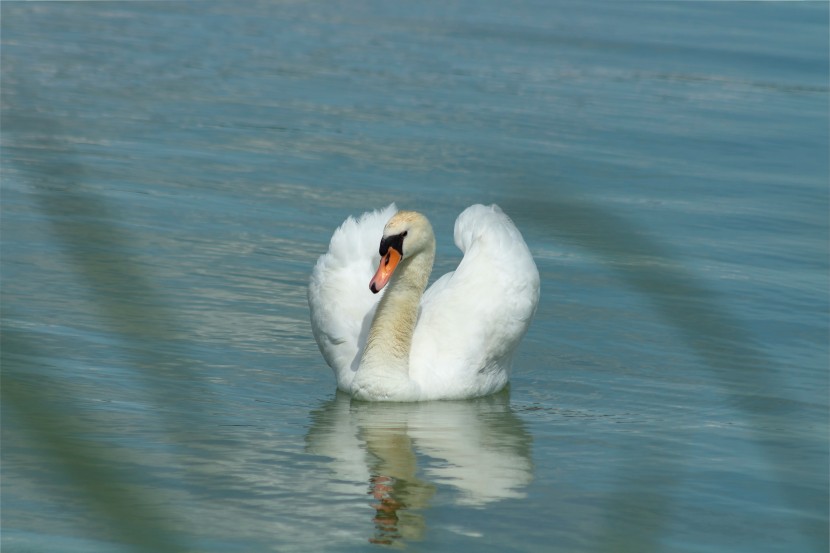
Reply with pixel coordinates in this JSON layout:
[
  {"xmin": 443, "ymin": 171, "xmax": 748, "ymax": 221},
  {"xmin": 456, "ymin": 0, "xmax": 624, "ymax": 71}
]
[
  {"xmin": 506, "ymin": 190, "xmax": 828, "ymax": 552},
  {"xmin": 1, "ymin": 82, "xmax": 204, "ymax": 551}
]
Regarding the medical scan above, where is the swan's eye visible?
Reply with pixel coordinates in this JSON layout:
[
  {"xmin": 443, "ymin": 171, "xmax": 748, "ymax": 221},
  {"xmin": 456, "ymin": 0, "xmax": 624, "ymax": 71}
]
[
  {"xmin": 379, "ymin": 232, "xmax": 406, "ymax": 257},
  {"xmin": 402, "ymin": 231, "xmax": 408, "ymax": 238}
]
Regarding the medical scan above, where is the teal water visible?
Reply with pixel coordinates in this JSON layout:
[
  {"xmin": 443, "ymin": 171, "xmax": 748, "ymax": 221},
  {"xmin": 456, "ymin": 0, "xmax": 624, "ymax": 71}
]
[{"xmin": 1, "ymin": 2, "xmax": 827, "ymax": 552}]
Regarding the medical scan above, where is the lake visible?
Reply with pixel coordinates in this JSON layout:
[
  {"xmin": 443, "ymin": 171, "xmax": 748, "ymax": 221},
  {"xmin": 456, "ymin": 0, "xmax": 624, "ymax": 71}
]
[{"xmin": 1, "ymin": 1, "xmax": 827, "ymax": 552}]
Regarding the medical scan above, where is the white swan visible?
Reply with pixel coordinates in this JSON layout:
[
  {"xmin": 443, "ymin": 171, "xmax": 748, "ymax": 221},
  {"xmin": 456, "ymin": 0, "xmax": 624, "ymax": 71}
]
[{"xmin": 308, "ymin": 204, "xmax": 539, "ymax": 401}]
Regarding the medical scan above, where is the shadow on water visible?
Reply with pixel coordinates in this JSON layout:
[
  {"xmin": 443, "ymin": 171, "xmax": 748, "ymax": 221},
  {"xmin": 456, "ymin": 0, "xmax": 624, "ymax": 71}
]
[{"xmin": 305, "ymin": 390, "xmax": 532, "ymax": 546}]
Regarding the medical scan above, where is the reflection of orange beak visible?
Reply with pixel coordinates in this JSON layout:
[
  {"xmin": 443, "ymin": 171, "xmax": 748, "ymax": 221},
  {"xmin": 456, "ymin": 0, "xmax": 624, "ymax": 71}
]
[{"xmin": 370, "ymin": 248, "xmax": 402, "ymax": 294}]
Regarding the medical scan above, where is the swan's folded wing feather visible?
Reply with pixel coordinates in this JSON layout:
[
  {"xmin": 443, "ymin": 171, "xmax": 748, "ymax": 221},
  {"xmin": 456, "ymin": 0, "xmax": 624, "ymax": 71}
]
[
  {"xmin": 411, "ymin": 204, "xmax": 539, "ymax": 397},
  {"xmin": 308, "ymin": 204, "xmax": 397, "ymax": 390}
]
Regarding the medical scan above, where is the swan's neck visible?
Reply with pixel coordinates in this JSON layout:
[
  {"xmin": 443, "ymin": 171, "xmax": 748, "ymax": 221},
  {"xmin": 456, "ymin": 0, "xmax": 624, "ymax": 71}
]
[{"xmin": 354, "ymin": 246, "xmax": 434, "ymax": 400}]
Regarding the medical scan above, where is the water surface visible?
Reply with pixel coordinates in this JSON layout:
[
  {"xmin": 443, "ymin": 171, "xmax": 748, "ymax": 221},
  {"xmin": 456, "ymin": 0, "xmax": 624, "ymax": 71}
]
[{"xmin": 2, "ymin": 2, "xmax": 827, "ymax": 552}]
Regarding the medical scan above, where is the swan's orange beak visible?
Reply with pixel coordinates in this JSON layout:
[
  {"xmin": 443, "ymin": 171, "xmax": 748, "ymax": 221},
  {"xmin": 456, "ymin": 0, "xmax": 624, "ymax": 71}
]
[{"xmin": 370, "ymin": 248, "xmax": 401, "ymax": 294}]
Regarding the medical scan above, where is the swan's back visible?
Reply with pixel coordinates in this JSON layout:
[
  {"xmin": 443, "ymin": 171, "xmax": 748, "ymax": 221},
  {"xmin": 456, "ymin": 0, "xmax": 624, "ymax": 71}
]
[
  {"xmin": 410, "ymin": 204, "xmax": 540, "ymax": 399},
  {"xmin": 308, "ymin": 204, "xmax": 397, "ymax": 391}
]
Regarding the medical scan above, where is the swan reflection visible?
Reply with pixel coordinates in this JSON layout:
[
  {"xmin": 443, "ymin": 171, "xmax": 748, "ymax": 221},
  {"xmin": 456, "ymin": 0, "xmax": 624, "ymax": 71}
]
[{"xmin": 306, "ymin": 390, "xmax": 533, "ymax": 545}]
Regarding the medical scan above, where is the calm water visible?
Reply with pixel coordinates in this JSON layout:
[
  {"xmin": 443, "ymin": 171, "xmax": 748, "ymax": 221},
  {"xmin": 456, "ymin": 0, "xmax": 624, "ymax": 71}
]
[{"xmin": 2, "ymin": 2, "xmax": 827, "ymax": 552}]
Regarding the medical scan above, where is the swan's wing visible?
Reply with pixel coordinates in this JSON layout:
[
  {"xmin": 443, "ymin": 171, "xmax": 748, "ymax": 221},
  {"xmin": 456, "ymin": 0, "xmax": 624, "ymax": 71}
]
[
  {"xmin": 308, "ymin": 204, "xmax": 397, "ymax": 390},
  {"xmin": 411, "ymin": 204, "xmax": 540, "ymax": 398}
]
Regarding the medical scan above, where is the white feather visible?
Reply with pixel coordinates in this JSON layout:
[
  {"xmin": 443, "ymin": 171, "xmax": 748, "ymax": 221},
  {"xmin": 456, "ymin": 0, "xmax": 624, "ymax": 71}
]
[
  {"xmin": 308, "ymin": 203, "xmax": 397, "ymax": 392},
  {"xmin": 308, "ymin": 204, "xmax": 539, "ymax": 401}
]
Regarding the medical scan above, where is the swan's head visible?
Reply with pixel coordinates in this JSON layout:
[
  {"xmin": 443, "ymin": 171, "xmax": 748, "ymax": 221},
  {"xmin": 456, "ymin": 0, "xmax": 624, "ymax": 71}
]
[{"xmin": 369, "ymin": 210, "xmax": 434, "ymax": 294}]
